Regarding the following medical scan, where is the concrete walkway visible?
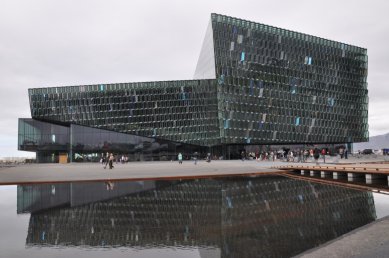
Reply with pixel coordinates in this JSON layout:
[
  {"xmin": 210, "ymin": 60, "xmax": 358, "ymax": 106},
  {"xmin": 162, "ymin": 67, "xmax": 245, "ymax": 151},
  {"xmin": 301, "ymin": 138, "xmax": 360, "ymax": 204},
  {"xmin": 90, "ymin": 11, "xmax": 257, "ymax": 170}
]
[
  {"xmin": 0, "ymin": 160, "xmax": 286, "ymax": 184},
  {"xmin": 1, "ymin": 156, "xmax": 387, "ymax": 185},
  {"xmin": 295, "ymin": 216, "xmax": 389, "ymax": 258}
]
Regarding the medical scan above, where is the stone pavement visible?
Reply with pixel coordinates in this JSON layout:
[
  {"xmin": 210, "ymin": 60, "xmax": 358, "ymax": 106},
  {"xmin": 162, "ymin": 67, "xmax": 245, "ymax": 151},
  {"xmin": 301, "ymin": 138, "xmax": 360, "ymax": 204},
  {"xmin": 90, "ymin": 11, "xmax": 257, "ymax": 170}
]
[
  {"xmin": 0, "ymin": 160, "xmax": 286, "ymax": 184},
  {"xmin": 0, "ymin": 155, "xmax": 387, "ymax": 185},
  {"xmin": 295, "ymin": 216, "xmax": 389, "ymax": 258}
]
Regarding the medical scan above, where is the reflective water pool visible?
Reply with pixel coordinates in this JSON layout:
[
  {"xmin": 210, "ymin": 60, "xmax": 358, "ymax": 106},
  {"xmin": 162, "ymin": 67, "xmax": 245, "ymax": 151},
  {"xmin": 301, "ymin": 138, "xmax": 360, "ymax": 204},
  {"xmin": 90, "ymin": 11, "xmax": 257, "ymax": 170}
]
[{"xmin": 1, "ymin": 175, "xmax": 389, "ymax": 258}]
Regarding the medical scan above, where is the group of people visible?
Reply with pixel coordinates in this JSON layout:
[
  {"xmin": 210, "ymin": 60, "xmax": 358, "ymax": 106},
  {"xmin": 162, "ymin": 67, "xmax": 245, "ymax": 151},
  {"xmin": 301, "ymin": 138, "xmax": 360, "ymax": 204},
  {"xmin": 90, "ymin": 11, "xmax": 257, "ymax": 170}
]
[
  {"xmin": 250, "ymin": 148, "xmax": 335, "ymax": 164},
  {"xmin": 100, "ymin": 153, "xmax": 133, "ymax": 169},
  {"xmin": 100, "ymin": 148, "xmax": 348, "ymax": 167},
  {"xmin": 280, "ymin": 148, "xmax": 350, "ymax": 164},
  {"xmin": 338, "ymin": 148, "xmax": 349, "ymax": 159},
  {"xmin": 177, "ymin": 152, "xmax": 212, "ymax": 165},
  {"xmin": 119, "ymin": 155, "xmax": 130, "ymax": 163},
  {"xmin": 280, "ymin": 149, "xmax": 325, "ymax": 164},
  {"xmin": 101, "ymin": 152, "xmax": 115, "ymax": 169},
  {"xmin": 253, "ymin": 151, "xmax": 277, "ymax": 161}
]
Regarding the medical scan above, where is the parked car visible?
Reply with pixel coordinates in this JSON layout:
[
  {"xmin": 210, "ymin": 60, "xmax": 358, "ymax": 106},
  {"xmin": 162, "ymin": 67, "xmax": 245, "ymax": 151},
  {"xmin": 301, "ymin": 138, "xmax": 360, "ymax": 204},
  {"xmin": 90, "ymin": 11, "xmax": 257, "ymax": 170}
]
[{"xmin": 362, "ymin": 149, "xmax": 373, "ymax": 154}]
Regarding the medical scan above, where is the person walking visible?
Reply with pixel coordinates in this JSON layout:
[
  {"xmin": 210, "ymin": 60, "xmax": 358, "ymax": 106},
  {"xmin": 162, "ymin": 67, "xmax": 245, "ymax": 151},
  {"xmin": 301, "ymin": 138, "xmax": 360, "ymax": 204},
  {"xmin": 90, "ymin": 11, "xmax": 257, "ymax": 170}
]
[
  {"xmin": 104, "ymin": 152, "xmax": 109, "ymax": 169},
  {"xmin": 321, "ymin": 148, "xmax": 326, "ymax": 163},
  {"xmin": 339, "ymin": 148, "xmax": 344, "ymax": 159},
  {"xmin": 241, "ymin": 150, "xmax": 245, "ymax": 161},
  {"xmin": 303, "ymin": 149, "xmax": 309, "ymax": 163},
  {"xmin": 206, "ymin": 152, "xmax": 211, "ymax": 163},
  {"xmin": 178, "ymin": 152, "xmax": 183, "ymax": 164},
  {"xmin": 109, "ymin": 153, "xmax": 114, "ymax": 169},
  {"xmin": 193, "ymin": 151, "xmax": 198, "ymax": 165},
  {"xmin": 314, "ymin": 148, "xmax": 320, "ymax": 165}
]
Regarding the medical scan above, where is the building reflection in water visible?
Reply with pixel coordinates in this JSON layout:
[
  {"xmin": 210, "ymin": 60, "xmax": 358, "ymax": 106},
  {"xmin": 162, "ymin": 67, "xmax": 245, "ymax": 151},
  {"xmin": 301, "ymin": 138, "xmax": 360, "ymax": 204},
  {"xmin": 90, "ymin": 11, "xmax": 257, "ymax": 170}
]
[{"xmin": 17, "ymin": 176, "xmax": 377, "ymax": 257}]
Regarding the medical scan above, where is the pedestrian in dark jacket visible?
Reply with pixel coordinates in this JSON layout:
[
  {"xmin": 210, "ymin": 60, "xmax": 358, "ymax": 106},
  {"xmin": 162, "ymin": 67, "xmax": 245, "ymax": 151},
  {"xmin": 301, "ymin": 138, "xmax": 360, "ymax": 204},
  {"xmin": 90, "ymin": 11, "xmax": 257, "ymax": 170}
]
[
  {"xmin": 193, "ymin": 152, "xmax": 198, "ymax": 165},
  {"xmin": 109, "ymin": 153, "xmax": 114, "ymax": 169},
  {"xmin": 104, "ymin": 152, "xmax": 109, "ymax": 169},
  {"xmin": 314, "ymin": 148, "xmax": 320, "ymax": 165}
]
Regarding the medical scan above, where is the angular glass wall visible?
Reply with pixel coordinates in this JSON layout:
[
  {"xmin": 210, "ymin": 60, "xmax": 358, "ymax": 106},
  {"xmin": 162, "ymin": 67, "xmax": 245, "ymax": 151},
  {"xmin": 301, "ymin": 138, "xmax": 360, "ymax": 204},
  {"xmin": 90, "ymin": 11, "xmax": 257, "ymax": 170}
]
[
  {"xmin": 70, "ymin": 124, "xmax": 207, "ymax": 162},
  {"xmin": 211, "ymin": 13, "xmax": 368, "ymax": 145},
  {"xmin": 18, "ymin": 118, "xmax": 69, "ymax": 163},
  {"xmin": 18, "ymin": 119, "xmax": 208, "ymax": 163},
  {"xmin": 193, "ymin": 19, "xmax": 216, "ymax": 79},
  {"xmin": 29, "ymin": 79, "xmax": 220, "ymax": 147}
]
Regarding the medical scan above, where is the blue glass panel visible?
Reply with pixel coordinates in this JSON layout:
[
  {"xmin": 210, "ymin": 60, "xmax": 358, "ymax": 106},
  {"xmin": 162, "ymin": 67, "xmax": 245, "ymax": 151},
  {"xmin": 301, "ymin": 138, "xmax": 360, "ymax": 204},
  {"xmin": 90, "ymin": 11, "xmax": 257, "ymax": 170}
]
[
  {"xmin": 249, "ymin": 79, "xmax": 254, "ymax": 95},
  {"xmin": 226, "ymin": 196, "xmax": 233, "ymax": 208},
  {"xmin": 218, "ymin": 74, "xmax": 225, "ymax": 85},
  {"xmin": 233, "ymin": 26, "xmax": 237, "ymax": 35},
  {"xmin": 295, "ymin": 117, "xmax": 300, "ymax": 126},
  {"xmin": 241, "ymin": 52, "xmax": 245, "ymax": 61},
  {"xmin": 224, "ymin": 120, "xmax": 229, "ymax": 129}
]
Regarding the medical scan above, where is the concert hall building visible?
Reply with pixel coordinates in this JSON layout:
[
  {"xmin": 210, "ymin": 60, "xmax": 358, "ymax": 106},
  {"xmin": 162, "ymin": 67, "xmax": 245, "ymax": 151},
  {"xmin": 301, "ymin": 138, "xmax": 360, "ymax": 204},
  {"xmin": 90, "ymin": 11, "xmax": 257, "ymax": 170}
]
[{"xmin": 18, "ymin": 13, "xmax": 368, "ymax": 162}]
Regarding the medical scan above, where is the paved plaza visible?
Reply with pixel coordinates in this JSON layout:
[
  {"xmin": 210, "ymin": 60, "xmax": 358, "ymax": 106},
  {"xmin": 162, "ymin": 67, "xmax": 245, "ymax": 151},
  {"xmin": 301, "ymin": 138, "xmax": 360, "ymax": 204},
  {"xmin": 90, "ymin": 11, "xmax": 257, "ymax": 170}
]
[
  {"xmin": 295, "ymin": 215, "xmax": 389, "ymax": 258},
  {"xmin": 0, "ymin": 160, "xmax": 286, "ymax": 184},
  {"xmin": 0, "ymin": 155, "xmax": 388, "ymax": 185}
]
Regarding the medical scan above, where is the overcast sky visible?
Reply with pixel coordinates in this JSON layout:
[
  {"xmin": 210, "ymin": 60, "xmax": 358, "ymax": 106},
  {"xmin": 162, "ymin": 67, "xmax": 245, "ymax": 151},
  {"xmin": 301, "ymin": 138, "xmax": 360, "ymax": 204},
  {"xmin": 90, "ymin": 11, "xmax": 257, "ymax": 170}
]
[{"xmin": 0, "ymin": 0, "xmax": 388, "ymax": 157}]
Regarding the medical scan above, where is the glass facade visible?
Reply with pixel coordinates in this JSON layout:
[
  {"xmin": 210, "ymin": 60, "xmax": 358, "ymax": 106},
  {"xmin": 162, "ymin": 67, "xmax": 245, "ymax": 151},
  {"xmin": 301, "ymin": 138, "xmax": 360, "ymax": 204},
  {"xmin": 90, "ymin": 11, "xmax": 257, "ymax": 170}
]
[
  {"xmin": 193, "ymin": 20, "xmax": 216, "ymax": 79},
  {"xmin": 18, "ymin": 176, "xmax": 376, "ymax": 256},
  {"xmin": 18, "ymin": 118, "xmax": 70, "ymax": 163},
  {"xmin": 211, "ymin": 14, "xmax": 368, "ymax": 145},
  {"xmin": 20, "ymin": 13, "xmax": 369, "ymax": 162},
  {"xmin": 28, "ymin": 79, "xmax": 220, "ymax": 147},
  {"xmin": 19, "ymin": 119, "xmax": 207, "ymax": 163}
]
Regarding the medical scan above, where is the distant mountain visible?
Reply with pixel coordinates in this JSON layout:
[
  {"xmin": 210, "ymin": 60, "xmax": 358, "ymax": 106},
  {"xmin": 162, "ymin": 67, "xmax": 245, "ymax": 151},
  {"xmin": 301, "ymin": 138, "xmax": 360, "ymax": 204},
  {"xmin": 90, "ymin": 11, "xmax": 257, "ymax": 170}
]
[{"xmin": 353, "ymin": 133, "xmax": 389, "ymax": 151}]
